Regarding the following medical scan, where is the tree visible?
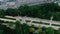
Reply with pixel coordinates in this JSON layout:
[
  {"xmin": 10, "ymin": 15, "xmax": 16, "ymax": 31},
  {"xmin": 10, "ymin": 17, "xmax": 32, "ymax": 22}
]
[
  {"xmin": 29, "ymin": 25, "xmax": 35, "ymax": 34},
  {"xmin": 0, "ymin": 9, "xmax": 5, "ymax": 17},
  {"xmin": 22, "ymin": 23, "xmax": 30, "ymax": 34},
  {"xmin": 18, "ymin": 5, "xmax": 30, "ymax": 16},
  {"xmin": 0, "ymin": 30, "xmax": 4, "ymax": 34},
  {"xmin": 40, "ymin": 3, "xmax": 60, "ymax": 12},
  {"xmin": 37, "ymin": 28, "xmax": 42, "ymax": 34},
  {"xmin": 6, "ymin": 8, "xmax": 18, "ymax": 16},
  {"xmin": 28, "ymin": 6, "xmax": 39, "ymax": 17},
  {"xmin": 8, "ymin": 22, "xmax": 14, "ymax": 27},
  {"xmin": 42, "ymin": 27, "xmax": 46, "ymax": 34},
  {"xmin": 53, "ymin": 12, "xmax": 60, "ymax": 21},
  {"xmin": 18, "ymin": 5, "xmax": 39, "ymax": 17},
  {"xmin": 15, "ymin": 21, "xmax": 22, "ymax": 34},
  {"xmin": 45, "ymin": 27, "xmax": 54, "ymax": 34}
]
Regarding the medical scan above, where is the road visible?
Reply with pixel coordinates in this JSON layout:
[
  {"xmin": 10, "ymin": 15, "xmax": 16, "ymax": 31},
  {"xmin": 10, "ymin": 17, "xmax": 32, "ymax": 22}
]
[
  {"xmin": 0, "ymin": 16, "xmax": 60, "ymax": 30},
  {"xmin": 5, "ymin": 16, "xmax": 60, "ymax": 30},
  {"xmin": 5, "ymin": 16, "xmax": 60, "ymax": 24}
]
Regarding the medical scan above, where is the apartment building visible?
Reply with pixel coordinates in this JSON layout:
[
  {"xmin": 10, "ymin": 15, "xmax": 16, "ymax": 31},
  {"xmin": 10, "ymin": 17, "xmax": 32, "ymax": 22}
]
[{"xmin": 0, "ymin": 0, "xmax": 55, "ymax": 9}]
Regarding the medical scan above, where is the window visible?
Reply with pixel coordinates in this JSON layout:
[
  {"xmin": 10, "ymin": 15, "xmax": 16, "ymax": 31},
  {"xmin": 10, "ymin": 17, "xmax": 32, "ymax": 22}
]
[
  {"xmin": 9, "ymin": 0, "xmax": 16, "ymax": 2},
  {"xmin": 55, "ymin": 0, "xmax": 59, "ymax": 1},
  {"xmin": 47, "ymin": 0, "xmax": 52, "ymax": 1},
  {"xmin": 0, "ymin": 1, "xmax": 2, "ymax": 5},
  {"xmin": 0, "ymin": 1, "xmax": 5, "ymax": 5}
]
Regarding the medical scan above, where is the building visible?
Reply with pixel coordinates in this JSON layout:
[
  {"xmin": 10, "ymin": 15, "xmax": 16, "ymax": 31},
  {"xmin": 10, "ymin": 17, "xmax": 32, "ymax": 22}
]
[
  {"xmin": 53, "ymin": 0, "xmax": 60, "ymax": 6},
  {"xmin": 0, "ymin": 0, "xmax": 56, "ymax": 9}
]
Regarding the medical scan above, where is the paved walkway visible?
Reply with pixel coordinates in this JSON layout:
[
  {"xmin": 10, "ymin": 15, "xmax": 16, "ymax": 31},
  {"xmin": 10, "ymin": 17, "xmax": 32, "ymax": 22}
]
[
  {"xmin": 5, "ymin": 16, "xmax": 60, "ymax": 24},
  {"xmin": 5, "ymin": 16, "xmax": 60, "ymax": 30},
  {"xmin": 0, "ymin": 16, "xmax": 59, "ymax": 30}
]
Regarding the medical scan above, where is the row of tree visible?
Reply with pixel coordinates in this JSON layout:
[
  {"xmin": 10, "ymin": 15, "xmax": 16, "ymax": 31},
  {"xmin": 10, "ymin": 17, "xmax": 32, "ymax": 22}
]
[
  {"xmin": 14, "ymin": 21, "xmax": 60, "ymax": 34},
  {"xmin": 0, "ymin": 21, "xmax": 60, "ymax": 34},
  {"xmin": 0, "ymin": 2, "xmax": 60, "ymax": 21}
]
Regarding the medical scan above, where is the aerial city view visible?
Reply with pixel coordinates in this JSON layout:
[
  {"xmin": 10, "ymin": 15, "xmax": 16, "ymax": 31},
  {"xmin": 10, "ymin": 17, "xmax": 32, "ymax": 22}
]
[{"xmin": 0, "ymin": 0, "xmax": 60, "ymax": 34}]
